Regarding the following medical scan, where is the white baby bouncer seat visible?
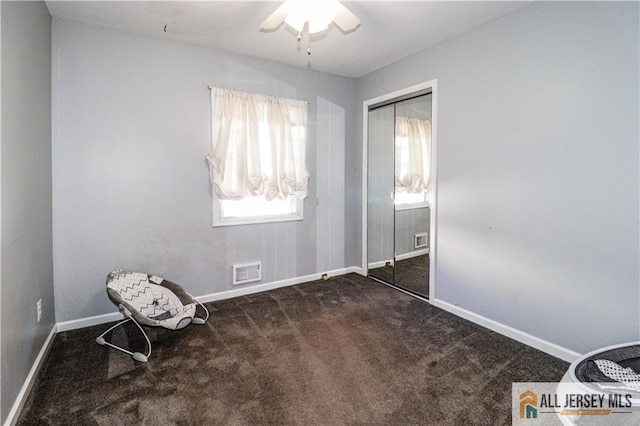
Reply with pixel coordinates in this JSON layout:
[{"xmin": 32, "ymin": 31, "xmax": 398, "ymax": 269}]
[
  {"xmin": 556, "ymin": 341, "xmax": 640, "ymax": 425},
  {"xmin": 96, "ymin": 270, "xmax": 209, "ymax": 362}
]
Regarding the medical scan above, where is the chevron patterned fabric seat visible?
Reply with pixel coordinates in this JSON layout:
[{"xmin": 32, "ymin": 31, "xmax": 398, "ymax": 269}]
[{"xmin": 96, "ymin": 270, "xmax": 209, "ymax": 362}]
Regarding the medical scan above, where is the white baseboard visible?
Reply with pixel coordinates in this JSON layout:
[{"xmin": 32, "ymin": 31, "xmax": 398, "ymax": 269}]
[
  {"xmin": 348, "ymin": 266, "xmax": 364, "ymax": 275},
  {"xmin": 5, "ymin": 324, "xmax": 57, "ymax": 426},
  {"xmin": 368, "ymin": 251, "xmax": 429, "ymax": 270},
  {"xmin": 395, "ymin": 248, "xmax": 429, "ymax": 261},
  {"xmin": 432, "ymin": 298, "xmax": 581, "ymax": 363},
  {"xmin": 367, "ymin": 260, "xmax": 391, "ymax": 269},
  {"xmin": 56, "ymin": 311, "xmax": 122, "ymax": 333},
  {"xmin": 196, "ymin": 266, "xmax": 360, "ymax": 304},
  {"xmin": 57, "ymin": 267, "xmax": 363, "ymax": 332}
]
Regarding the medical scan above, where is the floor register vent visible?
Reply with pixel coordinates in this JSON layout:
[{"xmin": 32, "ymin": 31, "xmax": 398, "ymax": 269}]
[
  {"xmin": 414, "ymin": 233, "xmax": 428, "ymax": 249},
  {"xmin": 233, "ymin": 261, "xmax": 262, "ymax": 285}
]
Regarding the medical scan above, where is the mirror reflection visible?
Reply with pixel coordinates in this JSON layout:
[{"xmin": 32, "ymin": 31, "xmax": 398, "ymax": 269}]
[
  {"xmin": 367, "ymin": 103, "xmax": 395, "ymax": 284},
  {"xmin": 367, "ymin": 93, "xmax": 432, "ymax": 297}
]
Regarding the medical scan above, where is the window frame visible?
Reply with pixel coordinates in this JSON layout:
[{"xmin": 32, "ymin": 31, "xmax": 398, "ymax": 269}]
[
  {"xmin": 394, "ymin": 190, "xmax": 430, "ymax": 211},
  {"xmin": 212, "ymin": 194, "xmax": 304, "ymax": 227},
  {"xmin": 208, "ymin": 87, "xmax": 308, "ymax": 227}
]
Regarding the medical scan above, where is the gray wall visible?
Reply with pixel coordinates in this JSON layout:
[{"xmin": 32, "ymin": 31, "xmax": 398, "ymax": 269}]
[
  {"xmin": 1, "ymin": 1, "xmax": 54, "ymax": 422},
  {"xmin": 357, "ymin": 1, "xmax": 639, "ymax": 355},
  {"xmin": 395, "ymin": 207, "xmax": 429, "ymax": 257},
  {"xmin": 52, "ymin": 19, "xmax": 357, "ymax": 322}
]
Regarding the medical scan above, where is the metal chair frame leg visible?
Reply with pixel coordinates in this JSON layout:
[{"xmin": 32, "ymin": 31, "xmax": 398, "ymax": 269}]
[
  {"xmin": 95, "ymin": 316, "xmax": 152, "ymax": 363},
  {"xmin": 190, "ymin": 296, "xmax": 210, "ymax": 325}
]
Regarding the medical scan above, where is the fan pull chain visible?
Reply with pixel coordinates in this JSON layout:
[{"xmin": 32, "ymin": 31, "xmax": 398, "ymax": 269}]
[{"xmin": 295, "ymin": 31, "xmax": 311, "ymax": 56}]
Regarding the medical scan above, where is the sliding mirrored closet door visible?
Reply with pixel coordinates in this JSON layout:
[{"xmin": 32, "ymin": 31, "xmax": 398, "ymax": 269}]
[
  {"xmin": 367, "ymin": 104, "xmax": 395, "ymax": 284},
  {"xmin": 367, "ymin": 93, "xmax": 432, "ymax": 298}
]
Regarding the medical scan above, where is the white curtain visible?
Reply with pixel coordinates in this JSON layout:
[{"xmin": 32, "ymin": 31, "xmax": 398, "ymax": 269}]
[
  {"xmin": 206, "ymin": 87, "xmax": 309, "ymax": 201},
  {"xmin": 395, "ymin": 116, "xmax": 431, "ymax": 193}
]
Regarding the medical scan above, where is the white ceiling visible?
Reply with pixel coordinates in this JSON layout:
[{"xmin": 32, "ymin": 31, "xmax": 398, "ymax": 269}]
[{"xmin": 45, "ymin": 1, "xmax": 531, "ymax": 78}]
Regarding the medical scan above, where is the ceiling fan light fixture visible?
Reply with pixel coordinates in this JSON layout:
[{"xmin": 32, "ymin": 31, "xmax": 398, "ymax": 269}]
[
  {"xmin": 307, "ymin": 20, "xmax": 328, "ymax": 34},
  {"xmin": 284, "ymin": 9, "xmax": 306, "ymax": 33},
  {"xmin": 283, "ymin": 0, "xmax": 338, "ymax": 34},
  {"xmin": 307, "ymin": 0, "xmax": 337, "ymax": 34},
  {"xmin": 260, "ymin": 0, "xmax": 360, "ymax": 40}
]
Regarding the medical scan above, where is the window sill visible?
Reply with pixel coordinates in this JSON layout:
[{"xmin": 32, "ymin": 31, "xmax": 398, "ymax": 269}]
[
  {"xmin": 212, "ymin": 212, "xmax": 303, "ymax": 228},
  {"xmin": 395, "ymin": 201, "xmax": 429, "ymax": 211}
]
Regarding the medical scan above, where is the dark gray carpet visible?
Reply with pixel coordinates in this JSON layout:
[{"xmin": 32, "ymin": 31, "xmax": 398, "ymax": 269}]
[
  {"xmin": 369, "ymin": 254, "xmax": 430, "ymax": 297},
  {"xmin": 18, "ymin": 273, "xmax": 568, "ymax": 425}
]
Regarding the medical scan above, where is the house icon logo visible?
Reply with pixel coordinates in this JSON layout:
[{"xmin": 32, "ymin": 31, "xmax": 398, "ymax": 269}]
[{"xmin": 520, "ymin": 390, "xmax": 538, "ymax": 419}]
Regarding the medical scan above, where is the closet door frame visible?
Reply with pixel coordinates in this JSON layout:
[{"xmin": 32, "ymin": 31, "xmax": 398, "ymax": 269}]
[{"xmin": 362, "ymin": 79, "xmax": 438, "ymax": 301}]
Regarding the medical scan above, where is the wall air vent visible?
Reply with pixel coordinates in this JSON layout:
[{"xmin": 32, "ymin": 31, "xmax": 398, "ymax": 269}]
[
  {"xmin": 232, "ymin": 261, "xmax": 262, "ymax": 286},
  {"xmin": 414, "ymin": 233, "xmax": 428, "ymax": 249}
]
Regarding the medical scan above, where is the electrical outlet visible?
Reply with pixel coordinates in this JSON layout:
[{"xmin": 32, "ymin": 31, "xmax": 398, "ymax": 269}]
[{"xmin": 37, "ymin": 299, "xmax": 42, "ymax": 322}]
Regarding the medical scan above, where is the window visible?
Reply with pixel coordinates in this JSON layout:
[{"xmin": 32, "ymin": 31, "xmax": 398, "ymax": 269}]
[
  {"xmin": 394, "ymin": 189, "xmax": 429, "ymax": 208},
  {"xmin": 206, "ymin": 87, "xmax": 309, "ymax": 227},
  {"xmin": 394, "ymin": 116, "xmax": 431, "ymax": 209}
]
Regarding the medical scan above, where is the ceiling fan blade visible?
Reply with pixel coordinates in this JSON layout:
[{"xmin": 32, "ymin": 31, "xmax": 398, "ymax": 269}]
[
  {"xmin": 259, "ymin": 2, "xmax": 290, "ymax": 32},
  {"xmin": 333, "ymin": 2, "xmax": 361, "ymax": 33}
]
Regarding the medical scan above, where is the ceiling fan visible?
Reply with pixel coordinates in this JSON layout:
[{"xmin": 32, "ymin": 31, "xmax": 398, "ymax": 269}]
[{"xmin": 260, "ymin": 0, "xmax": 361, "ymax": 38}]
